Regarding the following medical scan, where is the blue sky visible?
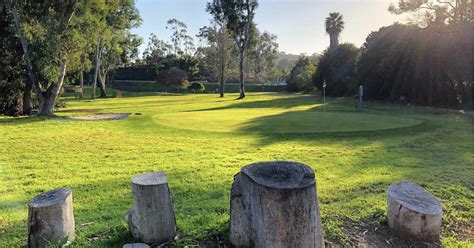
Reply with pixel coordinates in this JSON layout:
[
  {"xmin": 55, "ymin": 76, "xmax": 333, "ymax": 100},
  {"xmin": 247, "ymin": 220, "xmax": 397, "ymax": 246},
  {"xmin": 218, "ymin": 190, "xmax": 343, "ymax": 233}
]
[{"xmin": 132, "ymin": 0, "xmax": 407, "ymax": 55}]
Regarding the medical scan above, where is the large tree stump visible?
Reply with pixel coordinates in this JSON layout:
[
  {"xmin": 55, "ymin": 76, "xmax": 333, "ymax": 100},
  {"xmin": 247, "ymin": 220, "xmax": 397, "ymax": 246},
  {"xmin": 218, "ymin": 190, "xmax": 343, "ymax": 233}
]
[
  {"xmin": 125, "ymin": 172, "xmax": 177, "ymax": 245},
  {"xmin": 28, "ymin": 188, "xmax": 75, "ymax": 248},
  {"xmin": 387, "ymin": 181, "xmax": 442, "ymax": 242},
  {"xmin": 230, "ymin": 161, "xmax": 324, "ymax": 248}
]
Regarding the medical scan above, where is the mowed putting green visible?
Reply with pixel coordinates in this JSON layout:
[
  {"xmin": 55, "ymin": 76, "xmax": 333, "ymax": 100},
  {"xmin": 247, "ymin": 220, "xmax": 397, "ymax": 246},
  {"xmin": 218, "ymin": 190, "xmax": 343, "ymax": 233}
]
[{"xmin": 154, "ymin": 109, "xmax": 423, "ymax": 133}]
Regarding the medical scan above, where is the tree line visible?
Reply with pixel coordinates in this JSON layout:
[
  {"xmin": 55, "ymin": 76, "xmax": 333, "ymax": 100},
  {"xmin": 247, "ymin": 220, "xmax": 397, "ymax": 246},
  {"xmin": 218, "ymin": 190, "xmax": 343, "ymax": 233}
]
[
  {"xmin": 0, "ymin": 0, "xmax": 472, "ymax": 116},
  {"xmin": 292, "ymin": 0, "xmax": 472, "ymax": 108},
  {"xmin": 119, "ymin": 0, "xmax": 282, "ymax": 98}
]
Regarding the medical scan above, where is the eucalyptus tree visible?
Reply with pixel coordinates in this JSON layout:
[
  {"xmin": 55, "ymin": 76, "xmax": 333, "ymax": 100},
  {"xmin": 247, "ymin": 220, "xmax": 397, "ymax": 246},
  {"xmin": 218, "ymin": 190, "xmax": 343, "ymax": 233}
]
[
  {"xmin": 197, "ymin": 23, "xmax": 236, "ymax": 97},
  {"xmin": 3, "ymin": 0, "xmax": 91, "ymax": 115},
  {"xmin": 325, "ymin": 12, "xmax": 344, "ymax": 52},
  {"xmin": 0, "ymin": 4, "xmax": 24, "ymax": 116},
  {"xmin": 166, "ymin": 19, "xmax": 195, "ymax": 56},
  {"xmin": 389, "ymin": 0, "xmax": 472, "ymax": 25},
  {"xmin": 143, "ymin": 34, "xmax": 173, "ymax": 66},
  {"xmin": 90, "ymin": 0, "xmax": 141, "ymax": 98},
  {"xmin": 208, "ymin": 0, "xmax": 258, "ymax": 99},
  {"xmin": 248, "ymin": 30, "xmax": 279, "ymax": 82}
]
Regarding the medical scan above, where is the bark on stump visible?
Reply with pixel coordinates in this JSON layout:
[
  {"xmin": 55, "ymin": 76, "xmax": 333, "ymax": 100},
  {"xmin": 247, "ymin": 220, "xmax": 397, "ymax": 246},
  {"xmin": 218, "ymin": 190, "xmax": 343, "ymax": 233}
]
[
  {"xmin": 230, "ymin": 161, "xmax": 324, "ymax": 248},
  {"xmin": 27, "ymin": 188, "xmax": 75, "ymax": 248},
  {"xmin": 387, "ymin": 181, "xmax": 442, "ymax": 242},
  {"xmin": 125, "ymin": 172, "xmax": 177, "ymax": 245}
]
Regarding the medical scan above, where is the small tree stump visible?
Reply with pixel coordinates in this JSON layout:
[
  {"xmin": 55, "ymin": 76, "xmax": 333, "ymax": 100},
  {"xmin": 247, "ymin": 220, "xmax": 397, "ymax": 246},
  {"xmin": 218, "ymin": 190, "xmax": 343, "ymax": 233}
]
[
  {"xmin": 387, "ymin": 181, "xmax": 442, "ymax": 242},
  {"xmin": 230, "ymin": 161, "xmax": 324, "ymax": 247},
  {"xmin": 28, "ymin": 188, "xmax": 75, "ymax": 248},
  {"xmin": 125, "ymin": 172, "xmax": 177, "ymax": 245}
]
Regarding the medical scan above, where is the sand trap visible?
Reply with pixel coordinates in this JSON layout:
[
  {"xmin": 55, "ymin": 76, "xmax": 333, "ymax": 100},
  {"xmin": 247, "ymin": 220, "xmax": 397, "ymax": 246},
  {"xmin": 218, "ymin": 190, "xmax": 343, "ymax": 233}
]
[{"xmin": 65, "ymin": 113, "xmax": 130, "ymax": 121}]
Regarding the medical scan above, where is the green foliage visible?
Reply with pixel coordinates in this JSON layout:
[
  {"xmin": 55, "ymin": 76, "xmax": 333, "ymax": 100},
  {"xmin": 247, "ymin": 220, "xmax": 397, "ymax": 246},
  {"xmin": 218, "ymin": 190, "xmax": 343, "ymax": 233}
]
[
  {"xmin": 156, "ymin": 67, "xmax": 189, "ymax": 89},
  {"xmin": 325, "ymin": 12, "xmax": 344, "ymax": 35},
  {"xmin": 287, "ymin": 56, "xmax": 317, "ymax": 93},
  {"xmin": 313, "ymin": 43, "xmax": 360, "ymax": 96},
  {"xmin": 166, "ymin": 18, "xmax": 195, "ymax": 56},
  {"xmin": 0, "ymin": 93, "xmax": 472, "ymax": 246},
  {"xmin": 356, "ymin": 23, "xmax": 472, "ymax": 107},
  {"xmin": 0, "ymin": 6, "xmax": 24, "ymax": 116},
  {"xmin": 247, "ymin": 30, "xmax": 279, "ymax": 82},
  {"xmin": 188, "ymin": 82, "xmax": 206, "ymax": 93},
  {"xmin": 143, "ymin": 33, "xmax": 173, "ymax": 66}
]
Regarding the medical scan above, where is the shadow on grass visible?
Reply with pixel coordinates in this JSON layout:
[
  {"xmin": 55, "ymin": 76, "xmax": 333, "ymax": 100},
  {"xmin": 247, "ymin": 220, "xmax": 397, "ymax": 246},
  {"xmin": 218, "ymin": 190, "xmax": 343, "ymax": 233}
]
[
  {"xmin": 184, "ymin": 94, "xmax": 324, "ymax": 112},
  {"xmin": 233, "ymin": 108, "xmax": 432, "ymax": 146},
  {"xmin": 0, "ymin": 116, "xmax": 48, "ymax": 126}
]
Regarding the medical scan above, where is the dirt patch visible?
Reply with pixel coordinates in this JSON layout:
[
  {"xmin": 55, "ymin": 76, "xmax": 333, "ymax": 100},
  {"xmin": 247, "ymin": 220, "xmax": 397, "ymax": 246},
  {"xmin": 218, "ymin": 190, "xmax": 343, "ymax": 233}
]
[{"xmin": 63, "ymin": 113, "xmax": 130, "ymax": 121}]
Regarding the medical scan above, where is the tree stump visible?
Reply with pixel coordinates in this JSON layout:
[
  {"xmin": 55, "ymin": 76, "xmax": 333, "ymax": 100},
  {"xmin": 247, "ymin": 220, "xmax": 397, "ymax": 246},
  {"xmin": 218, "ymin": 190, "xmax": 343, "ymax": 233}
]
[
  {"xmin": 230, "ymin": 161, "xmax": 324, "ymax": 248},
  {"xmin": 387, "ymin": 181, "xmax": 442, "ymax": 242},
  {"xmin": 125, "ymin": 172, "xmax": 177, "ymax": 245},
  {"xmin": 27, "ymin": 188, "xmax": 75, "ymax": 248}
]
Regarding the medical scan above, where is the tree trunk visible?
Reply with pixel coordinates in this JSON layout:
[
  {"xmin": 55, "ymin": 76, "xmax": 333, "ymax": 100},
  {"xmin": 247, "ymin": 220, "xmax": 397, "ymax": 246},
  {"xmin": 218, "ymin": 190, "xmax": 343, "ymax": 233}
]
[
  {"xmin": 92, "ymin": 44, "xmax": 100, "ymax": 99},
  {"xmin": 38, "ymin": 63, "xmax": 67, "ymax": 116},
  {"xmin": 238, "ymin": 49, "xmax": 246, "ymax": 99},
  {"xmin": 98, "ymin": 69, "xmax": 107, "ymax": 98},
  {"xmin": 125, "ymin": 172, "xmax": 177, "ymax": 245},
  {"xmin": 230, "ymin": 161, "xmax": 324, "ymax": 247},
  {"xmin": 329, "ymin": 34, "xmax": 339, "ymax": 52},
  {"xmin": 23, "ymin": 78, "xmax": 32, "ymax": 115},
  {"xmin": 11, "ymin": 7, "xmax": 45, "ymax": 107},
  {"xmin": 387, "ymin": 181, "xmax": 442, "ymax": 242},
  {"xmin": 220, "ymin": 57, "xmax": 225, "ymax": 98},
  {"xmin": 28, "ymin": 188, "xmax": 75, "ymax": 248},
  {"xmin": 79, "ymin": 71, "xmax": 84, "ymax": 98}
]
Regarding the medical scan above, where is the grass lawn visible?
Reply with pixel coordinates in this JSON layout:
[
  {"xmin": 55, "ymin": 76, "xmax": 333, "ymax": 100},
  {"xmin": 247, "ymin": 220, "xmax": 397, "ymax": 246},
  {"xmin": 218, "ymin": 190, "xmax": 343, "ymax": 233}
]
[{"xmin": 0, "ymin": 92, "xmax": 472, "ymax": 247}]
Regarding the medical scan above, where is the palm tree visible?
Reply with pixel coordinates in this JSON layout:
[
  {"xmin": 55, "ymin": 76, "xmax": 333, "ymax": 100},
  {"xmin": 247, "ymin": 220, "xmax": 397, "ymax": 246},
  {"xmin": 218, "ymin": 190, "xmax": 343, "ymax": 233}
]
[{"xmin": 325, "ymin": 12, "xmax": 344, "ymax": 51}]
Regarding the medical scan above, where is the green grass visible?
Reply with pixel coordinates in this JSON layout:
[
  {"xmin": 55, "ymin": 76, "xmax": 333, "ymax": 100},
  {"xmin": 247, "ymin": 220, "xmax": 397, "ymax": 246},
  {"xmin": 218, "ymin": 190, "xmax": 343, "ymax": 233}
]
[
  {"xmin": 1, "ymin": 92, "xmax": 473, "ymax": 247},
  {"xmin": 111, "ymin": 80, "xmax": 286, "ymax": 93}
]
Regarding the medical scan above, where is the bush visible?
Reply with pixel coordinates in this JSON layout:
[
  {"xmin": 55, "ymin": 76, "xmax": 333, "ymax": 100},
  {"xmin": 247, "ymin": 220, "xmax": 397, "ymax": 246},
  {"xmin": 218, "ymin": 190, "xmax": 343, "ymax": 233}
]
[
  {"xmin": 156, "ymin": 67, "xmax": 188, "ymax": 89},
  {"xmin": 287, "ymin": 56, "xmax": 317, "ymax": 93},
  {"xmin": 188, "ymin": 82, "xmax": 205, "ymax": 93}
]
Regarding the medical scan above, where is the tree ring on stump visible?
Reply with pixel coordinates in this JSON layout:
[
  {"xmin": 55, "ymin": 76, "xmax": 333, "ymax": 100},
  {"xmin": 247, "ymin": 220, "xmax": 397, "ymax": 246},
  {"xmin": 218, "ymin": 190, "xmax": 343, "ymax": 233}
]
[
  {"xmin": 388, "ymin": 181, "xmax": 442, "ymax": 215},
  {"xmin": 29, "ymin": 188, "xmax": 72, "ymax": 208},
  {"xmin": 241, "ymin": 161, "xmax": 315, "ymax": 189},
  {"xmin": 131, "ymin": 172, "xmax": 168, "ymax": 186}
]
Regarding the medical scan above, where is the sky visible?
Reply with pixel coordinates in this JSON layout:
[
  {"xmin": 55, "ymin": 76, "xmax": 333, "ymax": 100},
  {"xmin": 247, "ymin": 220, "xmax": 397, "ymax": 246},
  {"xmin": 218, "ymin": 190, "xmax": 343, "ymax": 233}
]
[{"xmin": 132, "ymin": 0, "xmax": 408, "ymax": 55}]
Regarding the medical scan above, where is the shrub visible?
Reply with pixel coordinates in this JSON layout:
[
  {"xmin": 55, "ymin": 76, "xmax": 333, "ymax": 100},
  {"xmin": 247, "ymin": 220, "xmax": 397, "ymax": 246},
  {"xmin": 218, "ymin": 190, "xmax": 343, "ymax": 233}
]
[
  {"xmin": 287, "ymin": 56, "xmax": 317, "ymax": 93},
  {"xmin": 188, "ymin": 82, "xmax": 206, "ymax": 93},
  {"xmin": 156, "ymin": 67, "xmax": 188, "ymax": 89}
]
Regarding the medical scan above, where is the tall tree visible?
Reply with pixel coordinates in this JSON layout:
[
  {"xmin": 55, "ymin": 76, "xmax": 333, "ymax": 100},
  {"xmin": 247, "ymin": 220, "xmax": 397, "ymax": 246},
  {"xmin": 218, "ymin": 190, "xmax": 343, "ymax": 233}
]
[
  {"xmin": 247, "ymin": 30, "xmax": 279, "ymax": 82},
  {"xmin": 313, "ymin": 43, "xmax": 360, "ymax": 97},
  {"xmin": 389, "ymin": 0, "xmax": 472, "ymax": 25},
  {"xmin": 197, "ymin": 23, "xmax": 236, "ymax": 97},
  {"xmin": 143, "ymin": 34, "xmax": 173, "ymax": 66},
  {"xmin": 4, "ymin": 0, "xmax": 88, "ymax": 115},
  {"xmin": 0, "ymin": 4, "xmax": 24, "ymax": 116},
  {"xmin": 166, "ymin": 19, "xmax": 195, "ymax": 56},
  {"xmin": 325, "ymin": 12, "xmax": 345, "ymax": 52},
  {"xmin": 90, "ymin": 0, "xmax": 141, "ymax": 98},
  {"xmin": 208, "ymin": 0, "xmax": 258, "ymax": 99}
]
